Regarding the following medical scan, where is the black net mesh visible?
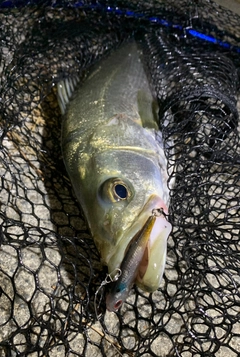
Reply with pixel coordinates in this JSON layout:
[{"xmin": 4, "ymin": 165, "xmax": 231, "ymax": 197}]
[{"xmin": 0, "ymin": 0, "xmax": 240, "ymax": 356}]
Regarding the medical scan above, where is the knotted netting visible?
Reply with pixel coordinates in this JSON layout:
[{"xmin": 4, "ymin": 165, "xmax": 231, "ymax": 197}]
[{"xmin": 0, "ymin": 0, "xmax": 240, "ymax": 356}]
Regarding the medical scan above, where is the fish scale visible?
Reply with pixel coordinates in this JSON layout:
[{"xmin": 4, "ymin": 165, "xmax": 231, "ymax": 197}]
[{"xmin": 58, "ymin": 40, "xmax": 173, "ymax": 307}]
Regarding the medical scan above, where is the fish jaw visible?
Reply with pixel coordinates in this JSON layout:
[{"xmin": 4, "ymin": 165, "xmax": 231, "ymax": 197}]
[
  {"xmin": 106, "ymin": 215, "xmax": 157, "ymax": 312},
  {"xmin": 136, "ymin": 211, "xmax": 171, "ymax": 292},
  {"xmin": 107, "ymin": 195, "xmax": 172, "ymax": 295}
]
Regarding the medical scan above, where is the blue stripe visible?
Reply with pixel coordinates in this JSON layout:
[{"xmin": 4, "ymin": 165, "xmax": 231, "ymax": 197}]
[
  {"xmin": 1, "ymin": 1, "xmax": 240, "ymax": 54},
  {"xmin": 187, "ymin": 29, "xmax": 240, "ymax": 53}
]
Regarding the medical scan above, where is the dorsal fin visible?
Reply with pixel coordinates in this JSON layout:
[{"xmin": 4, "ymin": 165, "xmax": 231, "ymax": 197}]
[{"xmin": 57, "ymin": 76, "xmax": 80, "ymax": 115}]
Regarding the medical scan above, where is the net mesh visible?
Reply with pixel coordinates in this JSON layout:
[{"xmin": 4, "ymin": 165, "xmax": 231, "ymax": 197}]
[{"xmin": 0, "ymin": 1, "xmax": 240, "ymax": 356}]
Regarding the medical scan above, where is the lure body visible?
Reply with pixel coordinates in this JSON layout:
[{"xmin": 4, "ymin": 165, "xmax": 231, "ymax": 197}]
[{"xmin": 106, "ymin": 214, "xmax": 157, "ymax": 311}]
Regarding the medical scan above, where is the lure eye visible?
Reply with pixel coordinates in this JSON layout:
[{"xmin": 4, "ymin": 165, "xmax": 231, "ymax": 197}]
[
  {"xmin": 114, "ymin": 299, "xmax": 123, "ymax": 310},
  {"xmin": 99, "ymin": 178, "xmax": 132, "ymax": 203}
]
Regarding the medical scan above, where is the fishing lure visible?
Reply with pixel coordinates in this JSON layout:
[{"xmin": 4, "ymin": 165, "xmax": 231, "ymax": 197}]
[{"xmin": 106, "ymin": 209, "xmax": 167, "ymax": 312}]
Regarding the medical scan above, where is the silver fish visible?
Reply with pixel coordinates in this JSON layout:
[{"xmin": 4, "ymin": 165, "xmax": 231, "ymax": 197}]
[{"xmin": 57, "ymin": 41, "xmax": 173, "ymax": 297}]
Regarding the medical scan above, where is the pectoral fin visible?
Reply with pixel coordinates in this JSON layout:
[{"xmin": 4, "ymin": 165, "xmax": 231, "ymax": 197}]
[{"xmin": 137, "ymin": 89, "xmax": 159, "ymax": 130}]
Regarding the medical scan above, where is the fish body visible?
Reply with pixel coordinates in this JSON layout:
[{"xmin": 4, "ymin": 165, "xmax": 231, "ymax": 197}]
[{"xmin": 58, "ymin": 41, "xmax": 172, "ymax": 298}]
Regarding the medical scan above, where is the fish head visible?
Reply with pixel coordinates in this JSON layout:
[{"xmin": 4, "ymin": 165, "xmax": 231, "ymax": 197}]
[
  {"xmin": 64, "ymin": 117, "xmax": 172, "ymax": 293},
  {"xmin": 77, "ymin": 152, "xmax": 171, "ymax": 293}
]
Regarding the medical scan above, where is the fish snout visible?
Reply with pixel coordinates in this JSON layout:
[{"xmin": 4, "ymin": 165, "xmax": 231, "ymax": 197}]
[
  {"xmin": 106, "ymin": 195, "xmax": 172, "ymax": 311},
  {"xmin": 136, "ymin": 195, "xmax": 172, "ymax": 291}
]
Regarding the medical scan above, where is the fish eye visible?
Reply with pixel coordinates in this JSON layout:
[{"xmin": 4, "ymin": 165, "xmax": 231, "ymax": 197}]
[
  {"xmin": 99, "ymin": 178, "xmax": 132, "ymax": 203},
  {"xmin": 113, "ymin": 183, "xmax": 128, "ymax": 200}
]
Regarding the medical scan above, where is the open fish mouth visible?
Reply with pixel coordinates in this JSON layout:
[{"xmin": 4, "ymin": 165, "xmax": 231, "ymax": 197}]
[
  {"xmin": 136, "ymin": 206, "xmax": 171, "ymax": 291},
  {"xmin": 107, "ymin": 195, "xmax": 172, "ymax": 293},
  {"xmin": 105, "ymin": 211, "xmax": 159, "ymax": 312}
]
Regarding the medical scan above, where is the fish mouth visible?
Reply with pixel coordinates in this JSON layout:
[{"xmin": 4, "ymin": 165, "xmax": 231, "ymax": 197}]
[
  {"xmin": 136, "ymin": 203, "xmax": 171, "ymax": 292},
  {"xmin": 108, "ymin": 195, "xmax": 172, "ymax": 293}
]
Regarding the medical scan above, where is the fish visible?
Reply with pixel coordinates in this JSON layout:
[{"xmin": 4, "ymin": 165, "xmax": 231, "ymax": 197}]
[{"xmin": 57, "ymin": 40, "xmax": 173, "ymax": 305}]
